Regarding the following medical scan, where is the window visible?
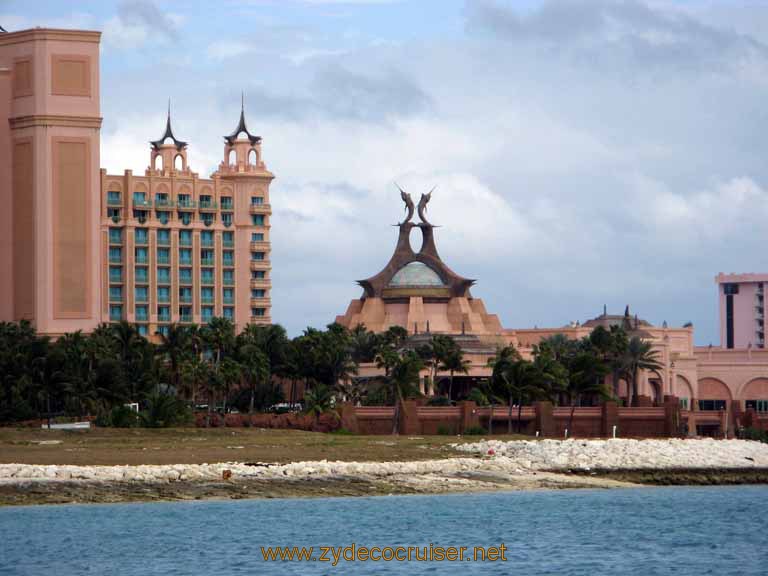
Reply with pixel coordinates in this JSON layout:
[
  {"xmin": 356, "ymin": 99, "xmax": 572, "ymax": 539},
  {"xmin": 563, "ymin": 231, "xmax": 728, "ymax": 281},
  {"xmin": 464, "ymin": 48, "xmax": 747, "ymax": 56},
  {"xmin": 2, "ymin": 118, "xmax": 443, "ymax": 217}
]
[
  {"xmin": 132, "ymin": 191, "xmax": 147, "ymax": 206},
  {"xmin": 679, "ymin": 398, "xmax": 689, "ymax": 410},
  {"xmin": 251, "ymin": 289, "xmax": 265, "ymax": 298},
  {"xmin": 155, "ymin": 193, "xmax": 169, "ymax": 207},
  {"xmin": 135, "ymin": 228, "xmax": 148, "ymax": 245},
  {"xmin": 109, "ymin": 266, "xmax": 122, "ymax": 283},
  {"xmin": 248, "ymin": 149, "xmax": 257, "ymax": 166},
  {"xmin": 223, "ymin": 270, "xmax": 234, "ymax": 285},
  {"xmin": 223, "ymin": 231, "xmax": 234, "ymax": 247},
  {"xmin": 135, "ymin": 286, "xmax": 148, "ymax": 303},
  {"xmin": 201, "ymin": 287, "xmax": 214, "ymax": 303},
  {"xmin": 109, "ymin": 228, "xmax": 122, "ymax": 244},
  {"xmin": 107, "ymin": 191, "xmax": 121, "ymax": 205},
  {"xmin": 133, "ymin": 209, "xmax": 148, "ymax": 221},
  {"xmin": 156, "ymin": 325, "xmax": 169, "ymax": 338},
  {"xmin": 251, "ymin": 196, "xmax": 263, "ymax": 206},
  {"xmin": 201, "ymin": 231, "xmax": 214, "ymax": 247},
  {"xmin": 252, "ymin": 214, "xmax": 265, "ymax": 226},
  {"xmin": 251, "ymin": 252, "xmax": 265, "ymax": 261},
  {"xmin": 222, "ymin": 213, "xmax": 232, "ymax": 227},
  {"xmin": 135, "ymin": 267, "xmax": 148, "ymax": 284},
  {"xmin": 109, "ymin": 286, "xmax": 123, "ymax": 302},
  {"xmin": 180, "ymin": 212, "xmax": 192, "ymax": 226},
  {"xmin": 223, "ymin": 288, "xmax": 234, "ymax": 304},
  {"xmin": 179, "ymin": 248, "xmax": 192, "ymax": 265},
  {"xmin": 157, "ymin": 306, "xmax": 171, "ymax": 322},
  {"xmin": 201, "ymin": 270, "xmax": 214, "ymax": 285},
  {"xmin": 723, "ymin": 283, "xmax": 739, "ymax": 295},
  {"xmin": 746, "ymin": 400, "xmax": 768, "ymax": 412},
  {"xmin": 221, "ymin": 197, "xmax": 233, "ymax": 210},
  {"xmin": 157, "ymin": 248, "xmax": 170, "ymax": 265},
  {"xmin": 107, "ymin": 207, "xmax": 121, "ymax": 220},
  {"xmin": 199, "ymin": 195, "xmax": 213, "ymax": 209},
  {"xmin": 137, "ymin": 324, "xmax": 148, "ymax": 337},
  {"xmin": 157, "ymin": 268, "xmax": 170, "ymax": 285},
  {"xmin": 251, "ymin": 270, "xmax": 265, "ymax": 279},
  {"xmin": 251, "ymin": 308, "xmax": 266, "ymax": 317},
  {"xmin": 179, "ymin": 268, "xmax": 192, "ymax": 284},
  {"xmin": 157, "ymin": 286, "xmax": 170, "ymax": 303},
  {"xmin": 179, "ymin": 230, "xmax": 192, "ymax": 246},
  {"xmin": 223, "ymin": 250, "xmax": 234, "ymax": 266},
  {"xmin": 201, "ymin": 306, "xmax": 214, "ymax": 322},
  {"xmin": 179, "ymin": 287, "xmax": 192, "ymax": 303},
  {"xmin": 177, "ymin": 194, "xmax": 191, "ymax": 207},
  {"xmin": 251, "ymin": 233, "xmax": 264, "ymax": 242},
  {"xmin": 200, "ymin": 249, "xmax": 215, "ymax": 265},
  {"xmin": 179, "ymin": 306, "xmax": 192, "ymax": 322},
  {"xmin": 223, "ymin": 307, "xmax": 234, "ymax": 320},
  {"xmin": 698, "ymin": 400, "xmax": 727, "ymax": 411},
  {"xmin": 135, "ymin": 305, "xmax": 148, "ymax": 321},
  {"xmin": 157, "ymin": 211, "xmax": 169, "ymax": 225},
  {"xmin": 135, "ymin": 247, "xmax": 148, "ymax": 264},
  {"xmin": 109, "ymin": 247, "xmax": 122, "ymax": 263},
  {"xmin": 201, "ymin": 213, "xmax": 215, "ymax": 226},
  {"xmin": 157, "ymin": 229, "xmax": 170, "ymax": 245},
  {"xmin": 109, "ymin": 305, "xmax": 122, "ymax": 321}
]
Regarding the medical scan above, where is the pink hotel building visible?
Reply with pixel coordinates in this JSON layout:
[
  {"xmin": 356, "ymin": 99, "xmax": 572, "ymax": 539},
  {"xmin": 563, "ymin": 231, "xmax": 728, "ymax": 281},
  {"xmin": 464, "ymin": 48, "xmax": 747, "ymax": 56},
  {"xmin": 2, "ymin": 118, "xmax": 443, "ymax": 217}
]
[
  {"xmin": 2, "ymin": 26, "xmax": 768, "ymax": 434},
  {"xmin": 0, "ymin": 28, "xmax": 272, "ymax": 339}
]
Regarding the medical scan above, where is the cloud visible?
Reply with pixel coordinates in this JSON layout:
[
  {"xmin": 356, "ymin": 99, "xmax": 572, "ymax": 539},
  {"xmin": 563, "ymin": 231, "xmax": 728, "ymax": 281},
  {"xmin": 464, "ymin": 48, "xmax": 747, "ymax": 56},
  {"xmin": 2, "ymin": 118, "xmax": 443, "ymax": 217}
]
[{"xmin": 102, "ymin": 0, "xmax": 182, "ymax": 49}]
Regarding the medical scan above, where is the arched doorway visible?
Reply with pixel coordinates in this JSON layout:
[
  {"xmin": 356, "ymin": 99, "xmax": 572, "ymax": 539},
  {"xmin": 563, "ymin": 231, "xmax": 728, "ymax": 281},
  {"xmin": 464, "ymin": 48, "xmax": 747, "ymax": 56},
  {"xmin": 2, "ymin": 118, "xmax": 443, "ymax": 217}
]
[
  {"xmin": 676, "ymin": 375, "xmax": 694, "ymax": 410},
  {"xmin": 697, "ymin": 378, "xmax": 732, "ymax": 411},
  {"xmin": 740, "ymin": 378, "xmax": 768, "ymax": 412}
]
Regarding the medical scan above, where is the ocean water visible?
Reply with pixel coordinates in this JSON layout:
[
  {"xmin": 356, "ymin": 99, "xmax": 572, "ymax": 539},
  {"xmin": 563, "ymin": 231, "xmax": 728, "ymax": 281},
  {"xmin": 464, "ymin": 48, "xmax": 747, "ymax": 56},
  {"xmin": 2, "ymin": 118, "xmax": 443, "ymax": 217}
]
[{"xmin": 1, "ymin": 486, "xmax": 766, "ymax": 575}]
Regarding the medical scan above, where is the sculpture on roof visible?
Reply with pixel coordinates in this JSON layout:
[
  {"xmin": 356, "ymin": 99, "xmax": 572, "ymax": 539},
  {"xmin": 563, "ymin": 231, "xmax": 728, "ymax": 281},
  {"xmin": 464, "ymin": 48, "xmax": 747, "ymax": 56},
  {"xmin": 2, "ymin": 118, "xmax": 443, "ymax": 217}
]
[
  {"xmin": 396, "ymin": 183, "xmax": 415, "ymax": 225},
  {"xmin": 417, "ymin": 187, "xmax": 435, "ymax": 226}
]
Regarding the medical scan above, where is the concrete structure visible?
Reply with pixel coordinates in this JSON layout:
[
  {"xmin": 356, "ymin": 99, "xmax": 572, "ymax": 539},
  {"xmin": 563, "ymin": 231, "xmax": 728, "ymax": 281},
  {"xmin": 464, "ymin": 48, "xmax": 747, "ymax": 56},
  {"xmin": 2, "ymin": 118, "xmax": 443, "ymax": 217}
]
[
  {"xmin": 335, "ymin": 194, "xmax": 768, "ymax": 436},
  {"xmin": 0, "ymin": 27, "xmax": 273, "ymax": 338},
  {"xmin": 716, "ymin": 272, "xmax": 766, "ymax": 349}
]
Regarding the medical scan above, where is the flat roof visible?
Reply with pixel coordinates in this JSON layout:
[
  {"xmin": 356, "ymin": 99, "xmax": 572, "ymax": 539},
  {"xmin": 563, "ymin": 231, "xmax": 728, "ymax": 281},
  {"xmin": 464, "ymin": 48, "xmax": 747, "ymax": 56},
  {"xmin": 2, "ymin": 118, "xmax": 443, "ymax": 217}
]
[{"xmin": 716, "ymin": 273, "xmax": 768, "ymax": 284}]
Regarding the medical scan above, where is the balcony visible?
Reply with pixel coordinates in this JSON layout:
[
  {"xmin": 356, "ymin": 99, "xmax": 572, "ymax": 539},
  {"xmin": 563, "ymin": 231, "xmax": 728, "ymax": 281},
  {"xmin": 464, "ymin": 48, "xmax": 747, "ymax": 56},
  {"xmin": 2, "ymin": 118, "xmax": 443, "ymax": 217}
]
[
  {"xmin": 135, "ymin": 294, "xmax": 149, "ymax": 304},
  {"xmin": 177, "ymin": 200, "xmax": 196, "ymax": 211},
  {"xmin": 154, "ymin": 198, "xmax": 174, "ymax": 208},
  {"xmin": 179, "ymin": 258, "xmax": 193, "ymax": 266},
  {"xmin": 157, "ymin": 256, "xmax": 170, "ymax": 265},
  {"xmin": 250, "ymin": 260, "xmax": 271, "ymax": 272},
  {"xmin": 179, "ymin": 314, "xmax": 193, "ymax": 323},
  {"xmin": 201, "ymin": 276, "xmax": 215, "ymax": 286},
  {"xmin": 222, "ymin": 240, "xmax": 235, "ymax": 248},
  {"xmin": 200, "ymin": 258, "xmax": 215, "ymax": 266},
  {"xmin": 109, "ymin": 255, "xmax": 123, "ymax": 264},
  {"xmin": 199, "ymin": 200, "xmax": 218, "ymax": 211},
  {"xmin": 107, "ymin": 197, "xmax": 122, "ymax": 206},
  {"xmin": 222, "ymin": 297, "xmax": 234, "ymax": 305},
  {"xmin": 179, "ymin": 236, "xmax": 192, "ymax": 247},
  {"xmin": 249, "ymin": 203, "xmax": 271, "ymax": 214},
  {"xmin": 250, "ymin": 315, "xmax": 272, "ymax": 324},
  {"xmin": 222, "ymin": 259, "xmax": 235, "ymax": 268},
  {"xmin": 157, "ymin": 237, "xmax": 171, "ymax": 247},
  {"xmin": 157, "ymin": 276, "xmax": 171, "ymax": 286},
  {"xmin": 201, "ymin": 296, "xmax": 215, "ymax": 305},
  {"xmin": 220, "ymin": 201, "xmax": 234, "ymax": 212},
  {"xmin": 250, "ymin": 297, "xmax": 272, "ymax": 308},
  {"xmin": 201, "ymin": 239, "xmax": 215, "ymax": 248},
  {"xmin": 223, "ymin": 277, "xmax": 235, "ymax": 287},
  {"xmin": 109, "ymin": 235, "xmax": 123, "ymax": 245},
  {"xmin": 157, "ymin": 294, "xmax": 170, "ymax": 304},
  {"xmin": 135, "ymin": 256, "xmax": 148, "ymax": 265},
  {"xmin": 249, "ymin": 241, "xmax": 270, "ymax": 251},
  {"xmin": 179, "ymin": 276, "xmax": 192, "ymax": 285},
  {"xmin": 133, "ymin": 199, "xmax": 151, "ymax": 209},
  {"xmin": 109, "ymin": 273, "xmax": 123, "ymax": 284},
  {"xmin": 179, "ymin": 295, "xmax": 192, "ymax": 304},
  {"xmin": 250, "ymin": 278, "xmax": 270, "ymax": 289},
  {"xmin": 135, "ymin": 314, "xmax": 149, "ymax": 322},
  {"xmin": 109, "ymin": 312, "xmax": 122, "ymax": 322}
]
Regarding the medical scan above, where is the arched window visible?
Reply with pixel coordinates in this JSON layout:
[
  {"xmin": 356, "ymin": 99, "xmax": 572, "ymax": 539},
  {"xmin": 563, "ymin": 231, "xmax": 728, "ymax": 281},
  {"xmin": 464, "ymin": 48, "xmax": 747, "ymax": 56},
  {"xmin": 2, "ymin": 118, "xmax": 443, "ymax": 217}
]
[
  {"xmin": 228, "ymin": 149, "xmax": 237, "ymax": 165},
  {"xmin": 155, "ymin": 154, "xmax": 163, "ymax": 171},
  {"xmin": 174, "ymin": 154, "xmax": 183, "ymax": 171},
  {"xmin": 248, "ymin": 149, "xmax": 257, "ymax": 166}
]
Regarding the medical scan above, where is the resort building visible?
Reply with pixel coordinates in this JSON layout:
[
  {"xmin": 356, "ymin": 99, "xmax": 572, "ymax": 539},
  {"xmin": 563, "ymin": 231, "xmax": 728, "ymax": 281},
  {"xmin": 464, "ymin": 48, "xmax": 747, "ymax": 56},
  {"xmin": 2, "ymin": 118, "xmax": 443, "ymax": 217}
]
[
  {"xmin": 716, "ymin": 272, "xmax": 766, "ymax": 349},
  {"xmin": 0, "ymin": 27, "xmax": 273, "ymax": 338},
  {"xmin": 336, "ymin": 193, "xmax": 768, "ymax": 436}
]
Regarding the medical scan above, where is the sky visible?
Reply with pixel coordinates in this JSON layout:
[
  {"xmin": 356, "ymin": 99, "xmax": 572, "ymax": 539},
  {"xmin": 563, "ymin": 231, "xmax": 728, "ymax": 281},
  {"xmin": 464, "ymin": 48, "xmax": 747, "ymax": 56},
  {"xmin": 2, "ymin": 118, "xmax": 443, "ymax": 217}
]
[{"xmin": 3, "ymin": 0, "xmax": 768, "ymax": 344}]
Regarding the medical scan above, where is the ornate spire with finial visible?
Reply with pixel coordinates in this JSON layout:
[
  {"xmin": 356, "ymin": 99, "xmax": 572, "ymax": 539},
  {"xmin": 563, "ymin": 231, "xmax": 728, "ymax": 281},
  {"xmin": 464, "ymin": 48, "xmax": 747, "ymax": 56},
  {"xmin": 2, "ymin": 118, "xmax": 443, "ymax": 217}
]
[
  {"xmin": 150, "ymin": 98, "xmax": 187, "ymax": 150},
  {"xmin": 224, "ymin": 92, "xmax": 261, "ymax": 145}
]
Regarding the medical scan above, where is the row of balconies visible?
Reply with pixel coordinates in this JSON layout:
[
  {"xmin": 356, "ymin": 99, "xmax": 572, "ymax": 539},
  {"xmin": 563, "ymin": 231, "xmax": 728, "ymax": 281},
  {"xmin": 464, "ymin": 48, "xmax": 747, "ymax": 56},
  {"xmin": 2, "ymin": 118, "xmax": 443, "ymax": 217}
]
[
  {"xmin": 112, "ymin": 198, "xmax": 236, "ymax": 212},
  {"xmin": 110, "ymin": 237, "xmax": 237, "ymax": 249}
]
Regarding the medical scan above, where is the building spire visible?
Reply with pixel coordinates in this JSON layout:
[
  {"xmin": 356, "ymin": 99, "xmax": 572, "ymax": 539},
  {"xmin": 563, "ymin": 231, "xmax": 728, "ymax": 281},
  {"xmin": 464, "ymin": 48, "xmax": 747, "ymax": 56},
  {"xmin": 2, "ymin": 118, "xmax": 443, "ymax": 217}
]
[
  {"xmin": 150, "ymin": 98, "xmax": 187, "ymax": 150},
  {"xmin": 224, "ymin": 92, "xmax": 261, "ymax": 145}
]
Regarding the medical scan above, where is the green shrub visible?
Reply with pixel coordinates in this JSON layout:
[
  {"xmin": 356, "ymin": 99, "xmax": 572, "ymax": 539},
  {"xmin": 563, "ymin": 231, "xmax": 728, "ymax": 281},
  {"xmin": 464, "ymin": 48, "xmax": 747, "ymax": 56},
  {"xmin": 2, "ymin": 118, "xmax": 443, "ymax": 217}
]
[
  {"xmin": 467, "ymin": 388, "xmax": 489, "ymax": 406},
  {"xmin": 95, "ymin": 405, "xmax": 138, "ymax": 428},
  {"xmin": 331, "ymin": 428, "xmax": 354, "ymax": 435},
  {"xmin": 464, "ymin": 425, "xmax": 487, "ymax": 436},
  {"xmin": 436, "ymin": 424, "xmax": 452, "ymax": 435},
  {"xmin": 427, "ymin": 396, "xmax": 452, "ymax": 407},
  {"xmin": 139, "ymin": 394, "xmax": 192, "ymax": 428},
  {"xmin": 740, "ymin": 427, "xmax": 768, "ymax": 443}
]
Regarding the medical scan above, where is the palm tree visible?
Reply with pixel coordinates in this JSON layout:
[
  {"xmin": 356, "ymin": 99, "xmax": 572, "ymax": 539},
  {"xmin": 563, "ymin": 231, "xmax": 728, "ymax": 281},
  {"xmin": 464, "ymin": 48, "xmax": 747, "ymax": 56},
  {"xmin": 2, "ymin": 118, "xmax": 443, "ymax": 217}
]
[
  {"xmin": 219, "ymin": 357, "xmax": 242, "ymax": 416},
  {"xmin": 388, "ymin": 351, "xmax": 424, "ymax": 434},
  {"xmin": 488, "ymin": 346, "xmax": 521, "ymax": 434},
  {"xmin": 439, "ymin": 347, "xmax": 470, "ymax": 401},
  {"xmin": 565, "ymin": 348, "xmax": 610, "ymax": 436},
  {"xmin": 182, "ymin": 356, "xmax": 209, "ymax": 410},
  {"xmin": 238, "ymin": 343, "xmax": 270, "ymax": 413},
  {"xmin": 624, "ymin": 336, "xmax": 663, "ymax": 407},
  {"xmin": 155, "ymin": 324, "xmax": 189, "ymax": 394},
  {"xmin": 304, "ymin": 383, "xmax": 334, "ymax": 420},
  {"xmin": 349, "ymin": 324, "xmax": 380, "ymax": 364}
]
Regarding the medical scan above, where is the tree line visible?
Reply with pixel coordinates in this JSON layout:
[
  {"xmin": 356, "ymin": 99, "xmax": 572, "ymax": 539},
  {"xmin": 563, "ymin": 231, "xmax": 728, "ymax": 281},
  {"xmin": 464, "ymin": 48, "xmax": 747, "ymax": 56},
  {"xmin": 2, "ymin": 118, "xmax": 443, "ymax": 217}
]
[{"xmin": 0, "ymin": 319, "xmax": 660, "ymax": 432}]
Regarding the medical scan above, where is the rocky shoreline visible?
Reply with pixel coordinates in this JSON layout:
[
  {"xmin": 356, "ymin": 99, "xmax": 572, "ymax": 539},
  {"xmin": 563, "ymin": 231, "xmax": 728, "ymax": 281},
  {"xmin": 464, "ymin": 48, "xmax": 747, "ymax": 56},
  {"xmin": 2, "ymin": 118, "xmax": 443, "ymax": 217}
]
[{"xmin": 2, "ymin": 438, "xmax": 767, "ymax": 506}]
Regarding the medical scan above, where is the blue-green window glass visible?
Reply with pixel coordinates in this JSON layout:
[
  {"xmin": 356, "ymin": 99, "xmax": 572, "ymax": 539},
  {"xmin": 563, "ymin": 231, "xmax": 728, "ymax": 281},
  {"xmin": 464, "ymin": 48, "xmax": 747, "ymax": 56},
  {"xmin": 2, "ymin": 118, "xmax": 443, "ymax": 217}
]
[
  {"xmin": 223, "ymin": 232, "xmax": 234, "ymax": 246},
  {"xmin": 223, "ymin": 270, "xmax": 234, "ymax": 284},
  {"xmin": 179, "ymin": 268, "xmax": 192, "ymax": 283},
  {"xmin": 251, "ymin": 252, "xmax": 264, "ymax": 261},
  {"xmin": 157, "ymin": 306, "xmax": 170, "ymax": 321},
  {"xmin": 157, "ymin": 211, "xmax": 169, "ymax": 225},
  {"xmin": 135, "ymin": 305, "xmax": 148, "ymax": 321},
  {"xmin": 109, "ymin": 305, "xmax": 122, "ymax": 321},
  {"xmin": 222, "ymin": 213, "xmax": 232, "ymax": 226},
  {"xmin": 179, "ymin": 248, "xmax": 192, "ymax": 265},
  {"xmin": 223, "ymin": 288, "xmax": 234, "ymax": 303},
  {"xmin": 201, "ymin": 231, "xmax": 214, "ymax": 246},
  {"xmin": 251, "ymin": 270, "xmax": 265, "ymax": 279},
  {"xmin": 135, "ymin": 228, "xmax": 148, "ymax": 244},
  {"xmin": 157, "ymin": 268, "xmax": 170, "ymax": 284},
  {"xmin": 180, "ymin": 212, "xmax": 192, "ymax": 225},
  {"xmin": 109, "ymin": 247, "xmax": 122, "ymax": 262},
  {"xmin": 179, "ymin": 287, "xmax": 192, "ymax": 302},
  {"xmin": 109, "ymin": 266, "xmax": 122, "ymax": 282},
  {"xmin": 109, "ymin": 286, "xmax": 122, "ymax": 301},
  {"xmin": 251, "ymin": 233, "xmax": 264, "ymax": 242},
  {"xmin": 157, "ymin": 229, "xmax": 170, "ymax": 245},
  {"xmin": 200, "ymin": 249, "xmax": 214, "ymax": 265},
  {"xmin": 133, "ymin": 192, "xmax": 147, "ymax": 205},
  {"xmin": 135, "ymin": 247, "xmax": 148, "ymax": 263},
  {"xmin": 157, "ymin": 247, "xmax": 170, "ymax": 264},
  {"xmin": 135, "ymin": 267, "xmax": 148, "ymax": 283},
  {"xmin": 157, "ymin": 286, "xmax": 170, "ymax": 302},
  {"xmin": 201, "ymin": 306, "xmax": 214, "ymax": 322},
  {"xmin": 201, "ymin": 213, "xmax": 214, "ymax": 225},
  {"xmin": 223, "ymin": 250, "xmax": 234, "ymax": 266},
  {"xmin": 201, "ymin": 270, "xmax": 214, "ymax": 284},
  {"xmin": 109, "ymin": 228, "xmax": 122, "ymax": 244},
  {"xmin": 251, "ymin": 289, "xmax": 265, "ymax": 298},
  {"xmin": 179, "ymin": 306, "xmax": 192, "ymax": 322},
  {"xmin": 252, "ymin": 214, "xmax": 265, "ymax": 226},
  {"xmin": 223, "ymin": 307, "xmax": 234, "ymax": 319},
  {"xmin": 179, "ymin": 230, "xmax": 192, "ymax": 245},
  {"xmin": 137, "ymin": 325, "xmax": 148, "ymax": 336},
  {"xmin": 251, "ymin": 308, "xmax": 265, "ymax": 317},
  {"xmin": 201, "ymin": 287, "xmax": 214, "ymax": 302},
  {"xmin": 107, "ymin": 191, "xmax": 121, "ymax": 204},
  {"xmin": 251, "ymin": 196, "xmax": 263, "ymax": 205},
  {"xmin": 157, "ymin": 325, "xmax": 169, "ymax": 337},
  {"xmin": 221, "ymin": 197, "xmax": 233, "ymax": 209},
  {"xmin": 135, "ymin": 286, "xmax": 148, "ymax": 302}
]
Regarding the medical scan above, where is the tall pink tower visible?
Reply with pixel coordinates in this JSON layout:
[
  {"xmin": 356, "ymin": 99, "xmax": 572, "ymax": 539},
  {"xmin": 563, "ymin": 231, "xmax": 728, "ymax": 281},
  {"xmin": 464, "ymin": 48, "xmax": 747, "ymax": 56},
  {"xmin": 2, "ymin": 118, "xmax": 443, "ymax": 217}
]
[{"xmin": 0, "ymin": 28, "xmax": 102, "ymax": 336}]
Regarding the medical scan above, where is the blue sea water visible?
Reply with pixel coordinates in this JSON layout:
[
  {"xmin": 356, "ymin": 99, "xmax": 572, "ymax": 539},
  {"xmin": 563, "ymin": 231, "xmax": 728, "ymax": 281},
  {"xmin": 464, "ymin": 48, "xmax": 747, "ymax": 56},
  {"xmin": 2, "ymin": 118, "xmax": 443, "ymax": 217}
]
[{"xmin": 1, "ymin": 486, "xmax": 766, "ymax": 575}]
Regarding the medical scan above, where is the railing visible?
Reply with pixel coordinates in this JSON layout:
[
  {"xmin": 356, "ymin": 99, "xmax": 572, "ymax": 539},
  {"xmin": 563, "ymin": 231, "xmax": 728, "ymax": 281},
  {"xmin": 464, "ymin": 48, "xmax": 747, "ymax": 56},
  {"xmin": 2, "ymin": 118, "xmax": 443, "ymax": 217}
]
[
  {"xmin": 157, "ymin": 256, "xmax": 170, "ymax": 265},
  {"xmin": 222, "ymin": 297, "xmax": 234, "ymax": 305},
  {"xmin": 134, "ymin": 294, "xmax": 149, "ymax": 304},
  {"xmin": 200, "ymin": 258, "xmax": 215, "ymax": 266},
  {"xmin": 158, "ymin": 314, "xmax": 171, "ymax": 322},
  {"xmin": 108, "ymin": 235, "xmax": 122, "ymax": 245},
  {"xmin": 135, "ymin": 256, "xmax": 148, "ymax": 264},
  {"xmin": 133, "ymin": 199, "xmax": 151, "ymax": 208},
  {"xmin": 201, "ymin": 297, "xmax": 214, "ymax": 304},
  {"xmin": 250, "ymin": 241, "xmax": 270, "ymax": 251},
  {"xmin": 220, "ymin": 202, "xmax": 234, "ymax": 211},
  {"xmin": 201, "ymin": 240, "xmax": 215, "ymax": 248},
  {"xmin": 199, "ymin": 201, "xmax": 218, "ymax": 210},
  {"xmin": 107, "ymin": 197, "xmax": 122, "ymax": 206},
  {"xmin": 222, "ymin": 240, "xmax": 235, "ymax": 248},
  {"xmin": 179, "ymin": 276, "xmax": 192, "ymax": 285},
  {"xmin": 222, "ymin": 259, "xmax": 234, "ymax": 267},
  {"xmin": 135, "ymin": 315, "xmax": 149, "ymax": 322},
  {"xmin": 109, "ymin": 294, "xmax": 123, "ymax": 303},
  {"xmin": 179, "ymin": 314, "xmax": 193, "ymax": 323},
  {"xmin": 109, "ymin": 255, "xmax": 123, "ymax": 264},
  {"xmin": 109, "ymin": 274, "xmax": 123, "ymax": 283},
  {"xmin": 179, "ymin": 295, "xmax": 192, "ymax": 303},
  {"xmin": 201, "ymin": 277, "xmax": 215, "ymax": 285},
  {"xmin": 249, "ymin": 203, "xmax": 271, "ymax": 213},
  {"xmin": 154, "ymin": 199, "xmax": 174, "ymax": 208},
  {"xmin": 179, "ymin": 237, "xmax": 192, "ymax": 246},
  {"xmin": 157, "ymin": 295, "xmax": 170, "ymax": 304},
  {"xmin": 135, "ymin": 275, "xmax": 148, "ymax": 284},
  {"xmin": 177, "ymin": 200, "xmax": 196, "ymax": 210},
  {"xmin": 223, "ymin": 278, "xmax": 235, "ymax": 286},
  {"xmin": 179, "ymin": 259, "xmax": 193, "ymax": 266},
  {"xmin": 157, "ymin": 276, "xmax": 171, "ymax": 285},
  {"xmin": 157, "ymin": 238, "xmax": 171, "ymax": 247},
  {"xmin": 250, "ymin": 278, "xmax": 270, "ymax": 288},
  {"xmin": 134, "ymin": 238, "xmax": 148, "ymax": 246},
  {"xmin": 109, "ymin": 314, "xmax": 122, "ymax": 322}
]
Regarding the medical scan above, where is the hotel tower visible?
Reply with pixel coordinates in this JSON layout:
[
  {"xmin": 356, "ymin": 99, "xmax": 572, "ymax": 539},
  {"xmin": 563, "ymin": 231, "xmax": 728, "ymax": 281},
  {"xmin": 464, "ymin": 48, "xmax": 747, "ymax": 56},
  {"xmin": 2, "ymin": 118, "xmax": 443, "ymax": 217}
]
[{"xmin": 0, "ymin": 27, "xmax": 273, "ymax": 338}]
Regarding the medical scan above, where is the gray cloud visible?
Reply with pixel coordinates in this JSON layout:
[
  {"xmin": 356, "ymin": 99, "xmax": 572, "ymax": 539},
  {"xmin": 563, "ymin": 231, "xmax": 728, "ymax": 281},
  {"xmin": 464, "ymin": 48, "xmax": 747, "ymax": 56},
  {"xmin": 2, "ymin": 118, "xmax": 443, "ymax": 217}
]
[{"xmin": 117, "ymin": 0, "xmax": 180, "ymax": 41}]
